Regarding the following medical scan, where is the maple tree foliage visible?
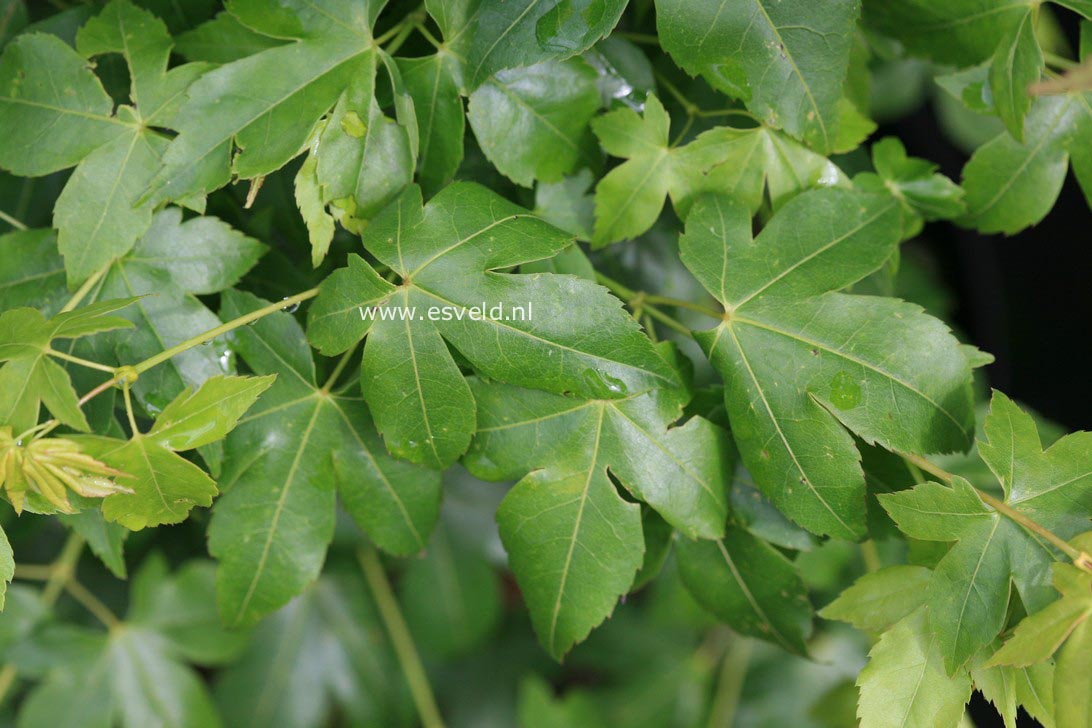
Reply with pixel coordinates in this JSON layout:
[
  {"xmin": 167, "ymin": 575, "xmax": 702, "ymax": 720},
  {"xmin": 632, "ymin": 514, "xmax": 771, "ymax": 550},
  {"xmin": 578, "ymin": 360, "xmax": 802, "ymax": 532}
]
[{"xmin": 0, "ymin": 0, "xmax": 1089, "ymax": 726}]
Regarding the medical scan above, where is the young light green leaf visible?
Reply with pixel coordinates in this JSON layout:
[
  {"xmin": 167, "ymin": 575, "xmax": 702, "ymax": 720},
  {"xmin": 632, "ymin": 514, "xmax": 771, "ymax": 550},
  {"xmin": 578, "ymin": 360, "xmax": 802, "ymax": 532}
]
[
  {"xmin": 76, "ymin": 433, "xmax": 218, "ymax": 530},
  {"xmin": 857, "ymin": 609, "xmax": 973, "ymax": 728},
  {"xmin": 0, "ymin": 301, "xmax": 135, "ymax": 432},
  {"xmin": 681, "ymin": 189, "xmax": 974, "ymax": 539},
  {"xmin": 0, "ymin": 525, "xmax": 11, "ymax": 610},
  {"xmin": 468, "ymin": 57, "xmax": 601, "ymax": 187},
  {"xmin": 988, "ymin": 562, "xmax": 1092, "ymax": 667},
  {"xmin": 882, "ymin": 392, "xmax": 1092, "ymax": 673},
  {"xmin": 820, "ymin": 565, "xmax": 932, "ymax": 633},
  {"xmin": 854, "ymin": 137, "xmax": 965, "ymax": 236},
  {"xmin": 676, "ymin": 525, "xmax": 812, "ymax": 653},
  {"xmin": 656, "ymin": 0, "xmax": 860, "ymax": 152},
  {"xmin": 591, "ymin": 96, "xmax": 846, "ymax": 245},
  {"xmin": 148, "ymin": 374, "xmax": 275, "ymax": 451},
  {"xmin": 1055, "ymin": 616, "xmax": 1092, "ymax": 728}
]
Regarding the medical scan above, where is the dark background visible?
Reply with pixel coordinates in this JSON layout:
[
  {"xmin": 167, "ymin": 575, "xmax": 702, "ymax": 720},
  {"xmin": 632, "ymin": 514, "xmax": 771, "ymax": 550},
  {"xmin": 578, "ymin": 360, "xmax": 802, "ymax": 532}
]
[{"xmin": 896, "ymin": 122, "xmax": 1091, "ymax": 435}]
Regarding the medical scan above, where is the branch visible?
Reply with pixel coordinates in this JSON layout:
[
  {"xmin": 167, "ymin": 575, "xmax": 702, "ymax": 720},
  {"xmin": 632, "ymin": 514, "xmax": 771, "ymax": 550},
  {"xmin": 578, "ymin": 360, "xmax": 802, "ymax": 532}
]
[
  {"xmin": 900, "ymin": 452, "xmax": 1091, "ymax": 570},
  {"xmin": 358, "ymin": 547, "xmax": 445, "ymax": 728}
]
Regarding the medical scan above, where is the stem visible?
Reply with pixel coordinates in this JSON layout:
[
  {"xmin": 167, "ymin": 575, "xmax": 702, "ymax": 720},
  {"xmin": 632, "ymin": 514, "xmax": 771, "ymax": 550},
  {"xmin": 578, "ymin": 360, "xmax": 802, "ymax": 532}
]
[
  {"xmin": 644, "ymin": 294, "xmax": 722, "ymax": 318},
  {"xmin": 1043, "ymin": 51, "xmax": 1078, "ymax": 71},
  {"xmin": 642, "ymin": 305, "xmax": 693, "ymax": 336},
  {"xmin": 72, "ymin": 288, "xmax": 321, "ymax": 411},
  {"xmin": 860, "ymin": 540, "xmax": 882, "ymax": 573},
  {"xmin": 653, "ymin": 70, "xmax": 699, "ymax": 115},
  {"xmin": 416, "ymin": 22, "xmax": 442, "ymax": 49},
  {"xmin": 615, "ymin": 31, "xmax": 660, "ymax": 46},
  {"xmin": 0, "ymin": 534, "xmax": 85, "ymax": 707},
  {"xmin": 12, "ymin": 565, "xmax": 52, "ymax": 580},
  {"xmin": 46, "ymin": 348, "xmax": 117, "ymax": 373},
  {"xmin": 358, "ymin": 547, "xmax": 445, "ymax": 728},
  {"xmin": 65, "ymin": 581, "xmax": 121, "ymax": 631},
  {"xmin": 594, "ymin": 271, "xmax": 637, "ymax": 300},
  {"xmin": 60, "ymin": 264, "xmax": 110, "ymax": 313},
  {"xmin": 133, "ymin": 288, "xmax": 318, "ymax": 376},
  {"xmin": 122, "ymin": 383, "xmax": 140, "ymax": 435},
  {"xmin": 706, "ymin": 638, "xmax": 751, "ymax": 728},
  {"xmin": 320, "ymin": 345, "xmax": 358, "ymax": 394},
  {"xmin": 697, "ymin": 108, "xmax": 760, "ymax": 122},
  {"xmin": 382, "ymin": 11, "xmax": 422, "ymax": 55},
  {"xmin": 900, "ymin": 452, "xmax": 1090, "ymax": 568},
  {"xmin": 0, "ymin": 209, "xmax": 27, "ymax": 231}
]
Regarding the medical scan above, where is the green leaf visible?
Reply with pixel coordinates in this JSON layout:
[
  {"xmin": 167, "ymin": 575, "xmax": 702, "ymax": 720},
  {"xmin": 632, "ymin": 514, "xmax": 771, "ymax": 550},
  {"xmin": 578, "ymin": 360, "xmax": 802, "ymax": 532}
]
[
  {"xmin": 518, "ymin": 675, "xmax": 606, "ymax": 728},
  {"xmin": 466, "ymin": 348, "xmax": 733, "ymax": 657},
  {"xmin": 399, "ymin": 524, "xmax": 502, "ymax": 658},
  {"xmin": 0, "ymin": 524, "xmax": 11, "ymax": 610},
  {"xmin": 497, "ymin": 463, "xmax": 642, "ymax": 660},
  {"xmin": 14, "ymin": 0, "xmax": 210, "ymax": 284},
  {"xmin": 77, "ymin": 434, "xmax": 218, "ymax": 530},
  {"xmin": 853, "ymin": 137, "xmax": 965, "ymax": 235},
  {"xmin": 1055, "ymin": 616, "xmax": 1092, "ymax": 728},
  {"xmin": 148, "ymin": 374, "xmax": 275, "ymax": 451},
  {"xmin": 533, "ymin": 170, "xmax": 596, "ymax": 241},
  {"xmin": 676, "ymin": 524, "xmax": 812, "ymax": 653},
  {"xmin": 310, "ymin": 50, "xmax": 418, "ymax": 224},
  {"xmin": 213, "ymin": 572, "xmax": 411, "ymax": 727},
  {"xmin": 856, "ymin": 609, "xmax": 973, "ymax": 728},
  {"xmin": 681, "ymin": 189, "xmax": 973, "ymax": 539},
  {"xmin": 989, "ymin": 8, "xmax": 1042, "ymax": 141},
  {"xmin": 0, "ymin": 229, "xmax": 66, "ymax": 313},
  {"xmin": 656, "ymin": 0, "xmax": 860, "ymax": 152},
  {"xmin": 308, "ymin": 182, "xmax": 677, "ymax": 468},
  {"xmin": 127, "ymin": 555, "xmax": 250, "ymax": 666},
  {"xmin": 959, "ymin": 93, "xmax": 1090, "ymax": 234},
  {"xmin": 591, "ymin": 95, "xmax": 846, "ymax": 245},
  {"xmin": 0, "ymin": 301, "xmax": 135, "ymax": 432},
  {"xmin": 174, "ymin": 11, "xmax": 283, "ymax": 64},
  {"xmin": 210, "ymin": 290, "xmax": 440, "ymax": 626},
  {"xmin": 18, "ymin": 559, "xmax": 232, "ymax": 728},
  {"xmin": 450, "ymin": 0, "xmax": 628, "ymax": 89},
  {"xmin": 819, "ymin": 565, "xmax": 932, "ymax": 633},
  {"xmin": 467, "ymin": 349, "xmax": 732, "ymax": 538},
  {"xmin": 0, "ymin": 33, "xmax": 122, "ymax": 177},
  {"xmin": 399, "ymin": 53, "xmax": 464, "ymax": 195},
  {"xmin": 82, "ymin": 207, "xmax": 263, "ymax": 416},
  {"xmin": 863, "ymin": 0, "xmax": 1032, "ymax": 66},
  {"xmin": 147, "ymin": 0, "xmax": 380, "ymax": 204},
  {"xmin": 988, "ymin": 562, "xmax": 1092, "ymax": 667},
  {"xmin": 467, "ymin": 57, "xmax": 601, "ymax": 187},
  {"xmin": 881, "ymin": 395, "xmax": 1092, "ymax": 672}
]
